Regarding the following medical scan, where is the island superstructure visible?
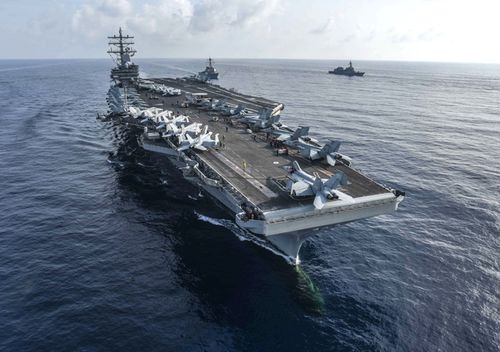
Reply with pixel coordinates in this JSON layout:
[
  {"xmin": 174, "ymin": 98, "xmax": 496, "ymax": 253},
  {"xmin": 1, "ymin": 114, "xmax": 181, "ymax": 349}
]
[
  {"xmin": 103, "ymin": 29, "xmax": 405, "ymax": 263},
  {"xmin": 107, "ymin": 27, "xmax": 139, "ymax": 83}
]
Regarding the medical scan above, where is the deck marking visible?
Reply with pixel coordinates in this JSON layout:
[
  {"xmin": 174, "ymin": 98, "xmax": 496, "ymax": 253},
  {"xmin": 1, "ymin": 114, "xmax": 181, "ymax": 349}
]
[
  {"xmin": 140, "ymin": 82, "xmax": 390, "ymax": 203},
  {"xmin": 211, "ymin": 151, "xmax": 278, "ymax": 198},
  {"xmin": 187, "ymin": 86, "xmax": 263, "ymax": 111}
]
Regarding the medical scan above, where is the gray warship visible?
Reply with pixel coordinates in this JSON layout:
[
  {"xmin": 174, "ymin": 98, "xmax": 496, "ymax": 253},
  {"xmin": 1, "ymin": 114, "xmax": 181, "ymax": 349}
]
[
  {"xmin": 329, "ymin": 61, "xmax": 365, "ymax": 77},
  {"xmin": 196, "ymin": 57, "xmax": 219, "ymax": 81},
  {"xmin": 104, "ymin": 29, "xmax": 404, "ymax": 264}
]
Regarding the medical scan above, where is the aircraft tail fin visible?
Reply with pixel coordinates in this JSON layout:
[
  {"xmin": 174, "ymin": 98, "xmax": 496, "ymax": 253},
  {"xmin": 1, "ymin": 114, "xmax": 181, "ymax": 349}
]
[
  {"xmin": 291, "ymin": 126, "xmax": 310, "ymax": 141},
  {"xmin": 324, "ymin": 171, "xmax": 348, "ymax": 189},
  {"xmin": 299, "ymin": 146, "xmax": 315, "ymax": 159},
  {"xmin": 258, "ymin": 108, "xmax": 272, "ymax": 120},
  {"xmin": 321, "ymin": 140, "xmax": 341, "ymax": 155},
  {"xmin": 313, "ymin": 192, "xmax": 327, "ymax": 210},
  {"xmin": 326, "ymin": 154, "xmax": 336, "ymax": 166},
  {"xmin": 312, "ymin": 176, "xmax": 323, "ymax": 192},
  {"xmin": 234, "ymin": 105, "xmax": 244, "ymax": 114},
  {"xmin": 269, "ymin": 115, "xmax": 281, "ymax": 125},
  {"xmin": 291, "ymin": 160, "xmax": 302, "ymax": 173}
]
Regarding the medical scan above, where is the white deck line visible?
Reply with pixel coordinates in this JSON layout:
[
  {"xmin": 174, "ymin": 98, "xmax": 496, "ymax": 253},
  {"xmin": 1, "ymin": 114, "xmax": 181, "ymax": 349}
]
[
  {"xmin": 187, "ymin": 85, "xmax": 264, "ymax": 111},
  {"xmin": 210, "ymin": 150, "xmax": 278, "ymax": 198}
]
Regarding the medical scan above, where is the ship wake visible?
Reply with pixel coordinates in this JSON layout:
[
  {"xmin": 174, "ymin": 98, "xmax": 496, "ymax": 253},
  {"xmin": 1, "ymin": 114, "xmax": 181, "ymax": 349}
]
[{"xmin": 194, "ymin": 211, "xmax": 294, "ymax": 264}]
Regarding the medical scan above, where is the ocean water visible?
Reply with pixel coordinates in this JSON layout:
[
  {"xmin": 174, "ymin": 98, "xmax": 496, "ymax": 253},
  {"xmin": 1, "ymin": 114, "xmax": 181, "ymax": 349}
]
[{"xmin": 0, "ymin": 58, "xmax": 498, "ymax": 352}]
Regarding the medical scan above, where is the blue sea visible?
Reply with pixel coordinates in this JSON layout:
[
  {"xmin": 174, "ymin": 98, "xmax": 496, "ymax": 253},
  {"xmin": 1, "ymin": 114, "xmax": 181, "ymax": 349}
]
[{"xmin": 0, "ymin": 59, "xmax": 498, "ymax": 352}]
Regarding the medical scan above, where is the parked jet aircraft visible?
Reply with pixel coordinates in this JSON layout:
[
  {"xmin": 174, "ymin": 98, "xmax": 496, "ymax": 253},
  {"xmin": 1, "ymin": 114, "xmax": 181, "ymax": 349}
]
[
  {"xmin": 166, "ymin": 122, "xmax": 203, "ymax": 139},
  {"xmin": 177, "ymin": 125, "xmax": 219, "ymax": 151},
  {"xmin": 235, "ymin": 108, "xmax": 282, "ymax": 129},
  {"xmin": 220, "ymin": 104, "xmax": 245, "ymax": 116},
  {"xmin": 156, "ymin": 114, "xmax": 190, "ymax": 130},
  {"xmin": 128, "ymin": 106, "xmax": 163, "ymax": 119},
  {"xmin": 286, "ymin": 161, "xmax": 352, "ymax": 209},
  {"xmin": 298, "ymin": 140, "xmax": 352, "ymax": 166},
  {"xmin": 270, "ymin": 125, "xmax": 310, "ymax": 142}
]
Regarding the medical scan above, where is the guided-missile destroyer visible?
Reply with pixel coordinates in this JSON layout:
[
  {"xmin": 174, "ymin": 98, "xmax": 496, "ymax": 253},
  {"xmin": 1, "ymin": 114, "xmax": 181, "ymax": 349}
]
[
  {"xmin": 104, "ymin": 29, "xmax": 404, "ymax": 264},
  {"xmin": 329, "ymin": 61, "xmax": 365, "ymax": 77},
  {"xmin": 196, "ymin": 57, "xmax": 219, "ymax": 82}
]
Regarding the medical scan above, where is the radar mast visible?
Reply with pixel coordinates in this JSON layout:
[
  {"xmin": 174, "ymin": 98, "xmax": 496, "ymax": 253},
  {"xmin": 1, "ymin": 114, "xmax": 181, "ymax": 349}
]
[{"xmin": 107, "ymin": 28, "xmax": 139, "ymax": 83}]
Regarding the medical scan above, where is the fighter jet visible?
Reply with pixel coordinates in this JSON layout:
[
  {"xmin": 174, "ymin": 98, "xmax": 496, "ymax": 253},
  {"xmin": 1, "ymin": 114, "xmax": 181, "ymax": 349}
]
[
  {"xmin": 148, "ymin": 83, "xmax": 181, "ymax": 96},
  {"xmin": 270, "ymin": 125, "xmax": 310, "ymax": 142},
  {"xmin": 211, "ymin": 100, "xmax": 228, "ymax": 112},
  {"xmin": 286, "ymin": 161, "xmax": 352, "ymax": 209},
  {"xmin": 128, "ymin": 106, "xmax": 162, "ymax": 119},
  {"xmin": 140, "ymin": 109, "xmax": 174, "ymax": 124},
  {"xmin": 298, "ymin": 140, "xmax": 352, "ymax": 167},
  {"xmin": 196, "ymin": 98, "xmax": 211, "ymax": 108},
  {"xmin": 166, "ymin": 122, "xmax": 203, "ymax": 139},
  {"xmin": 177, "ymin": 125, "xmax": 219, "ymax": 151},
  {"xmin": 127, "ymin": 106, "xmax": 143, "ymax": 118},
  {"xmin": 199, "ymin": 99, "xmax": 220, "ymax": 111},
  {"xmin": 236, "ymin": 108, "xmax": 282, "ymax": 129},
  {"xmin": 253, "ymin": 114, "xmax": 281, "ymax": 129},
  {"xmin": 220, "ymin": 104, "xmax": 245, "ymax": 116},
  {"xmin": 283, "ymin": 132, "xmax": 320, "ymax": 149},
  {"xmin": 265, "ymin": 122, "xmax": 293, "ymax": 135},
  {"xmin": 156, "ymin": 114, "xmax": 190, "ymax": 131},
  {"xmin": 162, "ymin": 86, "xmax": 181, "ymax": 96},
  {"xmin": 185, "ymin": 92, "xmax": 209, "ymax": 106}
]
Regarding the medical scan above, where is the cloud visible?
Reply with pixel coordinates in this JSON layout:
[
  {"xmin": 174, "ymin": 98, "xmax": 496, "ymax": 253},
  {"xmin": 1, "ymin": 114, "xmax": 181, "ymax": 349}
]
[
  {"xmin": 128, "ymin": 0, "xmax": 193, "ymax": 37},
  {"xmin": 98, "ymin": 0, "xmax": 132, "ymax": 17},
  {"xmin": 72, "ymin": 0, "xmax": 281, "ymax": 41},
  {"xmin": 364, "ymin": 30, "xmax": 376, "ymax": 41},
  {"xmin": 231, "ymin": 0, "xmax": 280, "ymax": 28},
  {"xmin": 389, "ymin": 28, "xmax": 441, "ymax": 43},
  {"xmin": 189, "ymin": 0, "xmax": 229, "ymax": 32},
  {"xmin": 309, "ymin": 17, "xmax": 334, "ymax": 35},
  {"xmin": 391, "ymin": 33, "xmax": 411, "ymax": 43},
  {"xmin": 418, "ymin": 28, "xmax": 441, "ymax": 42},
  {"xmin": 31, "ymin": 5, "xmax": 67, "ymax": 35}
]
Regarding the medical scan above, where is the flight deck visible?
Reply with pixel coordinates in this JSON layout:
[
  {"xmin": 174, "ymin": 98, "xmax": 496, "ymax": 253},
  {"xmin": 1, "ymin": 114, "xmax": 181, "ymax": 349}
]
[
  {"xmin": 136, "ymin": 78, "xmax": 389, "ymax": 212},
  {"xmin": 105, "ymin": 28, "xmax": 404, "ymax": 262}
]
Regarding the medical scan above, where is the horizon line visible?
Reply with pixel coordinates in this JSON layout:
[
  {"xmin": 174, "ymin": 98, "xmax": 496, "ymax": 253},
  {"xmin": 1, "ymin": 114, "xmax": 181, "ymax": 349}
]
[{"xmin": 1, "ymin": 57, "xmax": 500, "ymax": 65}]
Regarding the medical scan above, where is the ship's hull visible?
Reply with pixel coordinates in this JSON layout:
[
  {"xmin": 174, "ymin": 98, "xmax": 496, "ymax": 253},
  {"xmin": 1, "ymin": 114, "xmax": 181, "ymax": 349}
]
[
  {"xmin": 328, "ymin": 70, "xmax": 365, "ymax": 77},
  {"xmin": 139, "ymin": 136, "xmax": 403, "ymax": 263},
  {"xmin": 141, "ymin": 137, "xmax": 244, "ymax": 213},
  {"xmin": 207, "ymin": 72, "xmax": 219, "ymax": 80},
  {"xmin": 236, "ymin": 193, "xmax": 402, "ymax": 262},
  {"xmin": 105, "ymin": 77, "xmax": 403, "ymax": 264}
]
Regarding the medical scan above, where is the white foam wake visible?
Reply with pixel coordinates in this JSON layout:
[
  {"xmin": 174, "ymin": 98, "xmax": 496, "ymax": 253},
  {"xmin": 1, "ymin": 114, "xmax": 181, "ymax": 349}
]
[{"xmin": 194, "ymin": 211, "xmax": 294, "ymax": 264}]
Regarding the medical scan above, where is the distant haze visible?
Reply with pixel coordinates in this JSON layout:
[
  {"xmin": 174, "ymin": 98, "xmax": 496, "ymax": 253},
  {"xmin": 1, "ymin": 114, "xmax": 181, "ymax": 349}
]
[{"xmin": 1, "ymin": 0, "xmax": 500, "ymax": 63}]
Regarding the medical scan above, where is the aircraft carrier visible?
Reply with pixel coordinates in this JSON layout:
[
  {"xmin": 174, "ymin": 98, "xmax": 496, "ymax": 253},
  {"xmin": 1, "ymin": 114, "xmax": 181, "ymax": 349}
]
[{"xmin": 103, "ymin": 29, "xmax": 405, "ymax": 264}]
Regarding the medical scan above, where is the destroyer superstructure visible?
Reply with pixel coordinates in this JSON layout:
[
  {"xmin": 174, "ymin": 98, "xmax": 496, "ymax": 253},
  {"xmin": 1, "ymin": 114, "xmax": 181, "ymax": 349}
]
[
  {"xmin": 103, "ymin": 31, "xmax": 404, "ymax": 264},
  {"xmin": 329, "ymin": 61, "xmax": 365, "ymax": 77},
  {"xmin": 195, "ymin": 57, "xmax": 219, "ymax": 82}
]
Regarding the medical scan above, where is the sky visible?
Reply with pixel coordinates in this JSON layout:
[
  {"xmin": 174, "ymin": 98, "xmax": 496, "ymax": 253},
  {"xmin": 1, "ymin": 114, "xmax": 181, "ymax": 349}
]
[{"xmin": 1, "ymin": 0, "xmax": 500, "ymax": 63}]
